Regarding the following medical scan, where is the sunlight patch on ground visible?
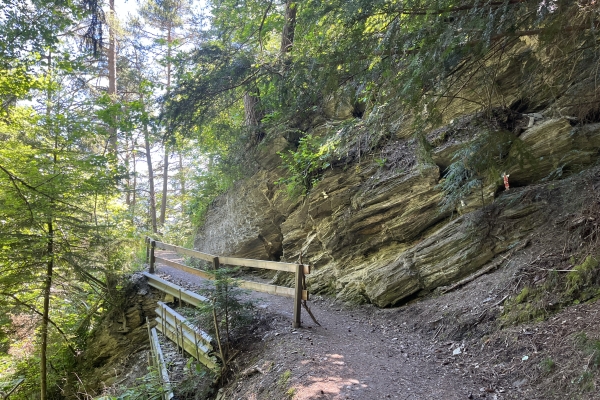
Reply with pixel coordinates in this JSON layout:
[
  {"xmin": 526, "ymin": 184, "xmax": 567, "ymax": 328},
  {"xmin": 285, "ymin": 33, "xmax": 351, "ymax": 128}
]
[{"xmin": 291, "ymin": 353, "xmax": 368, "ymax": 400}]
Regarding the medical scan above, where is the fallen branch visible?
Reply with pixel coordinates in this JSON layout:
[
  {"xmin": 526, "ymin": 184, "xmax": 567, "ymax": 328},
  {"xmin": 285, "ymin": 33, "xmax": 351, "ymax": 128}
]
[
  {"xmin": 302, "ymin": 300, "xmax": 321, "ymax": 327},
  {"xmin": 299, "ymin": 252, "xmax": 321, "ymax": 327},
  {"xmin": 441, "ymin": 240, "xmax": 529, "ymax": 294}
]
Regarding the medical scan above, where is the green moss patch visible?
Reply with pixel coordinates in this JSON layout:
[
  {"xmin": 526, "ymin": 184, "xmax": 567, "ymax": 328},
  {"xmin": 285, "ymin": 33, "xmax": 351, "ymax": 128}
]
[{"xmin": 502, "ymin": 256, "xmax": 600, "ymax": 325}]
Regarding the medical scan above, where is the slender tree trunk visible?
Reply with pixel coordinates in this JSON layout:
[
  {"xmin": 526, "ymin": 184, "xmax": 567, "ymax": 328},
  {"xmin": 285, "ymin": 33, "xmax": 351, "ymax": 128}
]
[
  {"xmin": 108, "ymin": 0, "xmax": 118, "ymax": 154},
  {"xmin": 134, "ymin": 46, "xmax": 156, "ymax": 233},
  {"xmin": 280, "ymin": 1, "xmax": 297, "ymax": 53},
  {"xmin": 143, "ymin": 121, "xmax": 158, "ymax": 233},
  {"xmin": 159, "ymin": 24, "xmax": 173, "ymax": 227},
  {"xmin": 40, "ymin": 52, "xmax": 54, "ymax": 400},
  {"xmin": 159, "ymin": 147, "xmax": 168, "ymax": 226},
  {"xmin": 178, "ymin": 153, "xmax": 185, "ymax": 196},
  {"xmin": 125, "ymin": 138, "xmax": 131, "ymax": 206},
  {"xmin": 166, "ymin": 25, "xmax": 172, "ymax": 90},
  {"xmin": 131, "ymin": 141, "xmax": 137, "ymax": 224},
  {"xmin": 40, "ymin": 219, "xmax": 53, "ymax": 400}
]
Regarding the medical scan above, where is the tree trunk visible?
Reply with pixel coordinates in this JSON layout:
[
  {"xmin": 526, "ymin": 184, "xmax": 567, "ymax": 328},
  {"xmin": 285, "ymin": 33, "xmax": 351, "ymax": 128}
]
[
  {"xmin": 40, "ymin": 53, "xmax": 53, "ymax": 400},
  {"xmin": 178, "ymin": 153, "xmax": 185, "ymax": 196},
  {"xmin": 40, "ymin": 220, "xmax": 53, "ymax": 400},
  {"xmin": 244, "ymin": 91, "xmax": 261, "ymax": 127},
  {"xmin": 159, "ymin": 146, "xmax": 169, "ymax": 227},
  {"xmin": 158, "ymin": 23, "xmax": 173, "ymax": 227},
  {"xmin": 244, "ymin": 90, "xmax": 264, "ymax": 145},
  {"xmin": 108, "ymin": 0, "xmax": 118, "ymax": 154},
  {"xmin": 125, "ymin": 138, "xmax": 131, "ymax": 206},
  {"xmin": 143, "ymin": 121, "xmax": 158, "ymax": 233},
  {"xmin": 280, "ymin": 1, "xmax": 297, "ymax": 53},
  {"xmin": 131, "ymin": 139, "xmax": 137, "ymax": 224}
]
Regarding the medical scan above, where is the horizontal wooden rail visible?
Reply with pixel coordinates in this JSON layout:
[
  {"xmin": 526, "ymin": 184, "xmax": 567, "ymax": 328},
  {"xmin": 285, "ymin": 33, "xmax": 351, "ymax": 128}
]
[
  {"xmin": 142, "ymin": 271, "xmax": 208, "ymax": 307},
  {"xmin": 238, "ymin": 280, "xmax": 308, "ymax": 300},
  {"xmin": 219, "ymin": 255, "xmax": 310, "ymax": 275},
  {"xmin": 154, "ymin": 240, "xmax": 217, "ymax": 263},
  {"xmin": 154, "ymin": 257, "xmax": 214, "ymax": 280}
]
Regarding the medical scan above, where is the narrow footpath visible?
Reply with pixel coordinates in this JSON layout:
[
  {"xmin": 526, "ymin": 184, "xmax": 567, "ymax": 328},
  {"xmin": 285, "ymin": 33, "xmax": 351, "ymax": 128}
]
[{"xmin": 152, "ymin": 252, "xmax": 486, "ymax": 400}]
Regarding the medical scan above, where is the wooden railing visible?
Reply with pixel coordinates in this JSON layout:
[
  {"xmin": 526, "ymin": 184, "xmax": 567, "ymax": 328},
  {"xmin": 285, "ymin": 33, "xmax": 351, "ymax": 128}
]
[
  {"xmin": 146, "ymin": 237, "xmax": 310, "ymax": 328},
  {"xmin": 155, "ymin": 301, "xmax": 219, "ymax": 372},
  {"xmin": 146, "ymin": 322, "xmax": 174, "ymax": 400},
  {"xmin": 142, "ymin": 271, "xmax": 208, "ymax": 307},
  {"xmin": 0, "ymin": 378, "xmax": 24, "ymax": 399},
  {"xmin": 142, "ymin": 273, "xmax": 220, "ymax": 372}
]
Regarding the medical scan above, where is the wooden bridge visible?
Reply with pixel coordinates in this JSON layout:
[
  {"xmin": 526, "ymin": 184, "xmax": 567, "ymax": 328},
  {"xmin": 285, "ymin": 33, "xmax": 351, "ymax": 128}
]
[{"xmin": 142, "ymin": 237, "xmax": 312, "ymax": 398}]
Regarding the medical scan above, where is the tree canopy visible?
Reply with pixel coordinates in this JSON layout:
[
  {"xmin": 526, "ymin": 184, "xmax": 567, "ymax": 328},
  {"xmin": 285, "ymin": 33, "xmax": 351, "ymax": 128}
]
[{"xmin": 1, "ymin": 0, "xmax": 600, "ymax": 397}]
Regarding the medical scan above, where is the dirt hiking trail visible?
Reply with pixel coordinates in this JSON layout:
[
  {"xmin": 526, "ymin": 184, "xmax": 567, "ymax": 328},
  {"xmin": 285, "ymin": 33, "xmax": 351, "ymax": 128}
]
[{"xmin": 154, "ymin": 256, "xmax": 483, "ymax": 400}]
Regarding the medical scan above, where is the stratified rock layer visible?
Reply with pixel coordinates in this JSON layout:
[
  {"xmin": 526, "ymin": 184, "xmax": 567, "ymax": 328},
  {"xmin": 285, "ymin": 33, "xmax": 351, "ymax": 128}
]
[{"xmin": 194, "ymin": 118, "xmax": 600, "ymax": 306}]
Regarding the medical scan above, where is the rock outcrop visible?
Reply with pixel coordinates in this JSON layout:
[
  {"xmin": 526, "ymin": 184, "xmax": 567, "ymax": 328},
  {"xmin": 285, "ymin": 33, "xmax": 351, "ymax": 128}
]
[
  {"xmin": 193, "ymin": 117, "xmax": 600, "ymax": 305},
  {"xmin": 70, "ymin": 275, "xmax": 160, "ymax": 395}
]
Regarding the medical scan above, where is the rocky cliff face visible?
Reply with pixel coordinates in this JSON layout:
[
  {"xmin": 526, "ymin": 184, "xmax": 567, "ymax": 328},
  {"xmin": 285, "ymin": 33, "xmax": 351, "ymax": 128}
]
[
  {"xmin": 193, "ymin": 39, "xmax": 600, "ymax": 307},
  {"xmin": 194, "ymin": 116, "xmax": 600, "ymax": 306}
]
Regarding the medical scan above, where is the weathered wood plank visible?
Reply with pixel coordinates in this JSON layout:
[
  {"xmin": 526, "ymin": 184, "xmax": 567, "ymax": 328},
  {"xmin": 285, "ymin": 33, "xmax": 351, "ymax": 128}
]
[
  {"xmin": 142, "ymin": 271, "xmax": 208, "ymax": 307},
  {"xmin": 154, "ymin": 241, "xmax": 216, "ymax": 262},
  {"xmin": 237, "ymin": 280, "xmax": 308, "ymax": 300},
  {"xmin": 218, "ymin": 256, "xmax": 310, "ymax": 274},
  {"xmin": 150, "ymin": 328, "xmax": 174, "ymax": 400},
  {"xmin": 156, "ymin": 301, "xmax": 213, "ymax": 348},
  {"xmin": 156, "ymin": 311, "xmax": 212, "ymax": 355},
  {"xmin": 155, "ymin": 317, "xmax": 220, "ymax": 372},
  {"xmin": 154, "ymin": 257, "xmax": 214, "ymax": 280}
]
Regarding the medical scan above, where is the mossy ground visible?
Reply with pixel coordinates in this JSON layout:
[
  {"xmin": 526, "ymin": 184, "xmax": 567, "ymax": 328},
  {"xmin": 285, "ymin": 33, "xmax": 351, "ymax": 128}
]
[{"xmin": 502, "ymin": 255, "xmax": 600, "ymax": 326}]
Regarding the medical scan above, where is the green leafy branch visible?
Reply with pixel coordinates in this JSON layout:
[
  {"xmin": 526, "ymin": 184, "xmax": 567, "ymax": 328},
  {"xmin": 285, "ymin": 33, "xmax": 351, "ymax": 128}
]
[{"xmin": 276, "ymin": 134, "xmax": 338, "ymax": 198}]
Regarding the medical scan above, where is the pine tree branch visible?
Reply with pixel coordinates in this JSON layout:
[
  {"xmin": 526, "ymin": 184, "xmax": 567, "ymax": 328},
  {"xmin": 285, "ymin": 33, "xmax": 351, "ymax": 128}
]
[
  {"xmin": 0, "ymin": 164, "xmax": 91, "ymax": 216},
  {"xmin": 3, "ymin": 293, "xmax": 77, "ymax": 356},
  {"xmin": 257, "ymin": 0, "xmax": 274, "ymax": 52},
  {"xmin": 366, "ymin": 0, "xmax": 531, "ymax": 18}
]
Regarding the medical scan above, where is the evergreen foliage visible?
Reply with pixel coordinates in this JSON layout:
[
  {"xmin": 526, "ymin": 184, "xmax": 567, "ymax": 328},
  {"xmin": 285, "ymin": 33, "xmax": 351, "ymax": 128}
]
[
  {"xmin": 161, "ymin": 0, "xmax": 600, "ymax": 209},
  {"xmin": 167, "ymin": 0, "xmax": 600, "ymax": 131},
  {"xmin": 193, "ymin": 267, "xmax": 254, "ymax": 362},
  {"xmin": 437, "ymin": 129, "xmax": 514, "ymax": 210}
]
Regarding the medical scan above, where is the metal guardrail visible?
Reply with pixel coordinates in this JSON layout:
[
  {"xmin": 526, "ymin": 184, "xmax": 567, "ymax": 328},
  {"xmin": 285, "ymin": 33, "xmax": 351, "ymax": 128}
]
[{"xmin": 146, "ymin": 237, "xmax": 310, "ymax": 328}]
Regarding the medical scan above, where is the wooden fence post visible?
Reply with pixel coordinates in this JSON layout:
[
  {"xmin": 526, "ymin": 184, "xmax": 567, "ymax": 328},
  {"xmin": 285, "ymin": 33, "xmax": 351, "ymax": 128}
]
[
  {"xmin": 145, "ymin": 236, "xmax": 150, "ymax": 264},
  {"xmin": 293, "ymin": 264, "xmax": 303, "ymax": 328},
  {"xmin": 149, "ymin": 240, "xmax": 156, "ymax": 273}
]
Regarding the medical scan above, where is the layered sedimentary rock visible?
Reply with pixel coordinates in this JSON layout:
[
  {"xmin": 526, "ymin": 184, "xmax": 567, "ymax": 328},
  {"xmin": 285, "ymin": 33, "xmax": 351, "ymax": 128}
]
[{"xmin": 193, "ymin": 117, "xmax": 600, "ymax": 306}]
